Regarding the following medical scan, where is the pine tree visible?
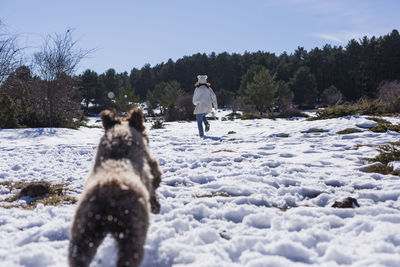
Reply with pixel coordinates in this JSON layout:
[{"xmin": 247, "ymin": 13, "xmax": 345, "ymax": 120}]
[
  {"xmin": 241, "ymin": 67, "xmax": 278, "ymax": 113},
  {"xmin": 290, "ymin": 66, "xmax": 318, "ymax": 108},
  {"xmin": 0, "ymin": 93, "xmax": 18, "ymax": 128},
  {"xmin": 115, "ymin": 83, "xmax": 139, "ymax": 112}
]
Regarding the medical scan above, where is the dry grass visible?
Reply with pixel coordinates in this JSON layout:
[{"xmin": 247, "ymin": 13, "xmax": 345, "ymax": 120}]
[
  {"xmin": 309, "ymin": 97, "xmax": 400, "ymax": 121},
  {"xmin": 212, "ymin": 149, "xmax": 235, "ymax": 154},
  {"xmin": 353, "ymin": 144, "xmax": 377, "ymax": 150},
  {"xmin": 240, "ymin": 113, "xmax": 266, "ymax": 120},
  {"xmin": 362, "ymin": 143, "xmax": 400, "ymax": 176},
  {"xmin": 337, "ymin": 128, "xmax": 363, "ymax": 135},
  {"xmin": 276, "ymin": 133, "xmax": 290, "ymax": 138},
  {"xmin": 350, "ymin": 116, "xmax": 400, "ymax": 133},
  {"xmin": 195, "ymin": 192, "xmax": 231, "ymax": 198},
  {"xmin": 0, "ymin": 181, "xmax": 77, "ymax": 209},
  {"xmin": 227, "ymin": 138, "xmax": 242, "ymax": 142},
  {"xmin": 301, "ymin": 128, "xmax": 328, "ymax": 133}
]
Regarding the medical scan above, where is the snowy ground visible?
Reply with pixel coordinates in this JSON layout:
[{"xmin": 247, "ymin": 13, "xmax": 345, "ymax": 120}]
[{"xmin": 1, "ymin": 110, "xmax": 400, "ymax": 267}]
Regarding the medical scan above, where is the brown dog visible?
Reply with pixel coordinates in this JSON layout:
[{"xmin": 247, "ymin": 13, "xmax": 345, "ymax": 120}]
[{"xmin": 69, "ymin": 108, "xmax": 162, "ymax": 267}]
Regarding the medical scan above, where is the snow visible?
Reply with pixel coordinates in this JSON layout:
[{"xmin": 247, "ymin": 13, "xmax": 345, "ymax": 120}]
[
  {"xmin": 388, "ymin": 161, "xmax": 400, "ymax": 172},
  {"xmin": 1, "ymin": 111, "xmax": 400, "ymax": 266}
]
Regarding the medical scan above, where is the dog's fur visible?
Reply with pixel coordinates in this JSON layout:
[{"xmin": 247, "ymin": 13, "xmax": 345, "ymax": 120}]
[{"xmin": 69, "ymin": 108, "xmax": 161, "ymax": 267}]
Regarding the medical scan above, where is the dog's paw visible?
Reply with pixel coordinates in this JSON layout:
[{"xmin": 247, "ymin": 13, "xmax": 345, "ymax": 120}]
[{"xmin": 150, "ymin": 195, "xmax": 161, "ymax": 214}]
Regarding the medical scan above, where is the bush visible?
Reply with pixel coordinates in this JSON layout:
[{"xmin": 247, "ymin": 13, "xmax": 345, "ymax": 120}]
[
  {"xmin": 363, "ymin": 143, "xmax": 400, "ymax": 176},
  {"xmin": 309, "ymin": 96, "xmax": 400, "ymax": 121},
  {"xmin": 277, "ymin": 105, "xmax": 309, "ymax": 118},
  {"xmin": 151, "ymin": 119, "xmax": 165, "ymax": 129},
  {"xmin": 321, "ymin": 85, "xmax": 342, "ymax": 106},
  {"xmin": 165, "ymin": 93, "xmax": 196, "ymax": 121},
  {"xmin": 241, "ymin": 113, "xmax": 266, "ymax": 120},
  {"xmin": 365, "ymin": 144, "xmax": 400, "ymax": 165},
  {"xmin": 377, "ymin": 81, "xmax": 400, "ymax": 112},
  {"xmin": 366, "ymin": 117, "xmax": 400, "ymax": 133},
  {"xmin": 222, "ymin": 112, "xmax": 242, "ymax": 121},
  {"xmin": 0, "ymin": 93, "xmax": 18, "ymax": 128}
]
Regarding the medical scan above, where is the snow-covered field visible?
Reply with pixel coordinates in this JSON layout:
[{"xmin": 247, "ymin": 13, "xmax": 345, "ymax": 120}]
[{"xmin": 1, "ymin": 110, "xmax": 400, "ymax": 267}]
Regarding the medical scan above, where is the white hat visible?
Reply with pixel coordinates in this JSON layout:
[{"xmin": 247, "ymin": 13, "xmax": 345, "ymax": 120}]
[{"xmin": 197, "ymin": 75, "xmax": 208, "ymax": 84}]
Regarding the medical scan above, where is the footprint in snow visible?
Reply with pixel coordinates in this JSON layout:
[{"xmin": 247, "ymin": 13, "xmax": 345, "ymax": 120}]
[
  {"xmin": 325, "ymin": 179, "xmax": 345, "ymax": 187},
  {"xmin": 11, "ymin": 165, "xmax": 22, "ymax": 171},
  {"xmin": 279, "ymin": 153, "xmax": 296, "ymax": 158},
  {"xmin": 259, "ymin": 145, "xmax": 275, "ymax": 150},
  {"xmin": 241, "ymin": 153, "xmax": 261, "ymax": 159},
  {"xmin": 341, "ymin": 135, "xmax": 361, "ymax": 140},
  {"xmin": 303, "ymin": 150, "xmax": 319, "ymax": 154},
  {"xmin": 190, "ymin": 175, "xmax": 216, "ymax": 184},
  {"xmin": 261, "ymin": 161, "xmax": 281, "ymax": 168}
]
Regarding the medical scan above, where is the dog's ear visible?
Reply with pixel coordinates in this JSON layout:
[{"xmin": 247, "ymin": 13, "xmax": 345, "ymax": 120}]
[
  {"xmin": 127, "ymin": 107, "xmax": 145, "ymax": 133},
  {"xmin": 100, "ymin": 109, "xmax": 120, "ymax": 130}
]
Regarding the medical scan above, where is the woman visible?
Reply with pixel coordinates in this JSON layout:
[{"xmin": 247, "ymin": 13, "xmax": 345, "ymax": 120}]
[{"xmin": 192, "ymin": 75, "xmax": 218, "ymax": 137}]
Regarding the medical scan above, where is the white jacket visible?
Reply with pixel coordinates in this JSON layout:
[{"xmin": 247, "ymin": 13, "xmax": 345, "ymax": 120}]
[{"xmin": 192, "ymin": 85, "xmax": 218, "ymax": 114}]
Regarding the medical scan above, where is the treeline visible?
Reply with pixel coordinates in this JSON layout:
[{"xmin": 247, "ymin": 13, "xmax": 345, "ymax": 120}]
[
  {"xmin": 1, "ymin": 26, "xmax": 400, "ymax": 128},
  {"xmin": 80, "ymin": 29, "xmax": 400, "ymax": 113}
]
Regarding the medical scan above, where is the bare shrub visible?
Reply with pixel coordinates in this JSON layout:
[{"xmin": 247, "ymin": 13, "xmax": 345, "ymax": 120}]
[
  {"xmin": 321, "ymin": 85, "xmax": 342, "ymax": 106},
  {"xmin": 0, "ymin": 20, "xmax": 22, "ymax": 83},
  {"xmin": 378, "ymin": 80, "xmax": 400, "ymax": 102},
  {"xmin": 32, "ymin": 29, "xmax": 92, "ymax": 127},
  {"xmin": 165, "ymin": 93, "xmax": 196, "ymax": 121},
  {"xmin": 377, "ymin": 80, "xmax": 400, "ymax": 113}
]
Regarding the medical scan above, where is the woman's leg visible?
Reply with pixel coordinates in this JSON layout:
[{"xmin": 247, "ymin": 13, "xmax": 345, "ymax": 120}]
[
  {"xmin": 203, "ymin": 115, "xmax": 210, "ymax": 132},
  {"xmin": 196, "ymin": 113, "xmax": 205, "ymax": 136}
]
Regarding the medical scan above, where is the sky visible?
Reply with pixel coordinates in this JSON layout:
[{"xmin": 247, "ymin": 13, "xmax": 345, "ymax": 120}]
[{"xmin": 1, "ymin": 0, "xmax": 400, "ymax": 74}]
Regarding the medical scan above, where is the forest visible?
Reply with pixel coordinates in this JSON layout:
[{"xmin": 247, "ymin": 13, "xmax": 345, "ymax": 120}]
[{"xmin": 1, "ymin": 28, "xmax": 400, "ymax": 128}]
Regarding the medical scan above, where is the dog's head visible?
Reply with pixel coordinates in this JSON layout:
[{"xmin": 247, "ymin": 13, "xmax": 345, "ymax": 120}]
[
  {"xmin": 98, "ymin": 107, "xmax": 161, "ymax": 213},
  {"xmin": 100, "ymin": 108, "xmax": 148, "ymax": 141}
]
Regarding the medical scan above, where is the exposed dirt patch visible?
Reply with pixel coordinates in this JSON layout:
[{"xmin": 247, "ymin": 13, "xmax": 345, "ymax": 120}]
[{"xmin": 0, "ymin": 181, "xmax": 77, "ymax": 209}]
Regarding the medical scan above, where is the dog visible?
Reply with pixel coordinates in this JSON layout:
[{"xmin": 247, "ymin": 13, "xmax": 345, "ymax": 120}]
[{"xmin": 69, "ymin": 108, "xmax": 162, "ymax": 267}]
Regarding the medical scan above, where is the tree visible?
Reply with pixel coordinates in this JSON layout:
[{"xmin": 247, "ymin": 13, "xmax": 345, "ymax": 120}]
[
  {"xmin": 34, "ymin": 29, "xmax": 91, "ymax": 80},
  {"xmin": 115, "ymin": 83, "xmax": 139, "ymax": 112},
  {"xmin": 0, "ymin": 93, "xmax": 18, "ymax": 128},
  {"xmin": 240, "ymin": 67, "xmax": 278, "ymax": 113},
  {"xmin": 215, "ymin": 88, "xmax": 235, "ymax": 108},
  {"xmin": 276, "ymin": 80, "xmax": 293, "ymax": 110},
  {"xmin": 238, "ymin": 65, "xmax": 265, "ymax": 96},
  {"xmin": 148, "ymin": 80, "xmax": 183, "ymax": 115},
  {"xmin": 33, "ymin": 29, "xmax": 90, "ymax": 127},
  {"xmin": 0, "ymin": 20, "xmax": 22, "ymax": 84},
  {"xmin": 290, "ymin": 66, "xmax": 318, "ymax": 108},
  {"xmin": 79, "ymin": 69, "xmax": 99, "ymax": 113},
  {"xmin": 0, "ymin": 66, "xmax": 38, "ymax": 126},
  {"xmin": 321, "ymin": 85, "xmax": 342, "ymax": 106},
  {"xmin": 135, "ymin": 64, "xmax": 154, "ymax": 100}
]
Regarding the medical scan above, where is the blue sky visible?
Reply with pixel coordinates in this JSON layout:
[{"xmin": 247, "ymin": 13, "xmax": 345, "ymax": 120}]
[{"xmin": 2, "ymin": 0, "xmax": 399, "ymax": 74}]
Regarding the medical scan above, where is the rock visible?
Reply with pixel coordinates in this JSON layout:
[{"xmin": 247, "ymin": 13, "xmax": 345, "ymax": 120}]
[
  {"xmin": 332, "ymin": 197, "xmax": 360, "ymax": 208},
  {"xmin": 19, "ymin": 182, "xmax": 51, "ymax": 198},
  {"xmin": 219, "ymin": 230, "xmax": 231, "ymax": 240}
]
